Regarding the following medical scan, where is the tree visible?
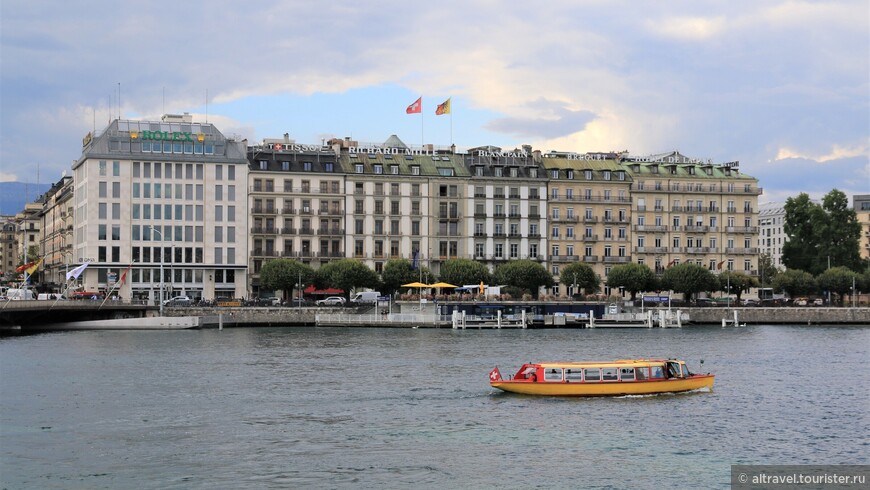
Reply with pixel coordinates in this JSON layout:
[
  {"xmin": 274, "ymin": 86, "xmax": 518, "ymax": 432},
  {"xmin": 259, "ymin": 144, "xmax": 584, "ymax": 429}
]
[
  {"xmin": 605, "ymin": 263, "xmax": 655, "ymax": 300},
  {"xmin": 493, "ymin": 260, "xmax": 554, "ymax": 299},
  {"xmin": 818, "ymin": 190, "xmax": 863, "ymax": 273},
  {"xmin": 559, "ymin": 262, "xmax": 600, "ymax": 297},
  {"xmin": 259, "ymin": 259, "xmax": 314, "ymax": 302},
  {"xmin": 438, "ymin": 258, "xmax": 491, "ymax": 288},
  {"xmin": 314, "ymin": 259, "xmax": 380, "ymax": 302},
  {"xmin": 783, "ymin": 193, "xmax": 826, "ymax": 274},
  {"xmin": 381, "ymin": 259, "xmax": 432, "ymax": 296},
  {"xmin": 783, "ymin": 190, "xmax": 863, "ymax": 275},
  {"xmin": 717, "ymin": 271, "xmax": 759, "ymax": 303},
  {"xmin": 757, "ymin": 252, "xmax": 779, "ymax": 288},
  {"xmin": 771, "ymin": 269, "xmax": 816, "ymax": 299},
  {"xmin": 816, "ymin": 266, "xmax": 859, "ymax": 306},
  {"xmin": 660, "ymin": 263, "xmax": 718, "ymax": 302}
]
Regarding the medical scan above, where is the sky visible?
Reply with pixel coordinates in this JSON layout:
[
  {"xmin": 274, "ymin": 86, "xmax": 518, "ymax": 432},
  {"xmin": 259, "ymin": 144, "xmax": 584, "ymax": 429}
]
[{"xmin": 1, "ymin": 0, "xmax": 868, "ymax": 205}]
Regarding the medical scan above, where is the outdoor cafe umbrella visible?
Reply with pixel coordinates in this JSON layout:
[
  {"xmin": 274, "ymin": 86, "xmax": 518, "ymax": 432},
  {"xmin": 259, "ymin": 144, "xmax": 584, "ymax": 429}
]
[
  {"xmin": 401, "ymin": 282, "xmax": 429, "ymax": 288},
  {"xmin": 428, "ymin": 282, "xmax": 458, "ymax": 289}
]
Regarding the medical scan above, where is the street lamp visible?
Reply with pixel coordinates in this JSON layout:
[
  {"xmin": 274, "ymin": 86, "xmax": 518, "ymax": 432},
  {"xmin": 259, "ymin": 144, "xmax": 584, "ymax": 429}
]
[{"xmin": 150, "ymin": 226, "xmax": 164, "ymax": 316}]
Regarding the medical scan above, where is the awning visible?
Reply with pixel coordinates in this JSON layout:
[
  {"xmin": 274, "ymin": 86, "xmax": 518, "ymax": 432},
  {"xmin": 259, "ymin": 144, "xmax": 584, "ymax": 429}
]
[{"xmin": 303, "ymin": 286, "xmax": 344, "ymax": 295}]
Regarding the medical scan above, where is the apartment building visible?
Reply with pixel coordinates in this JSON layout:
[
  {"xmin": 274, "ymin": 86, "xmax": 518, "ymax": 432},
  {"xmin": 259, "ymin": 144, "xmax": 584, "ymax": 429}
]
[
  {"xmin": 71, "ymin": 114, "xmax": 249, "ymax": 302},
  {"xmin": 757, "ymin": 202, "xmax": 787, "ymax": 268},
  {"xmin": 541, "ymin": 152, "xmax": 631, "ymax": 296},
  {"xmin": 854, "ymin": 194, "xmax": 870, "ymax": 264},
  {"xmin": 465, "ymin": 145, "xmax": 548, "ymax": 276},
  {"xmin": 623, "ymin": 151, "xmax": 761, "ymax": 277},
  {"xmin": 246, "ymin": 136, "xmax": 344, "ymax": 294},
  {"xmin": 38, "ymin": 176, "xmax": 74, "ymax": 286}
]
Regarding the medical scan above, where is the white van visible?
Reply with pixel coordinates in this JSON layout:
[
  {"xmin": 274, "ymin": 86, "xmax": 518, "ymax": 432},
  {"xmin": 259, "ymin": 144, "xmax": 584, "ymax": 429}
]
[
  {"xmin": 350, "ymin": 291, "xmax": 381, "ymax": 305},
  {"xmin": 7, "ymin": 288, "xmax": 35, "ymax": 300}
]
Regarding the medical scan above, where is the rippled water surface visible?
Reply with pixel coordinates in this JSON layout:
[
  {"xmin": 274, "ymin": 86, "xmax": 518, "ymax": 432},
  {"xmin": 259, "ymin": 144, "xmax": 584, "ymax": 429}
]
[{"xmin": 1, "ymin": 325, "xmax": 868, "ymax": 489}]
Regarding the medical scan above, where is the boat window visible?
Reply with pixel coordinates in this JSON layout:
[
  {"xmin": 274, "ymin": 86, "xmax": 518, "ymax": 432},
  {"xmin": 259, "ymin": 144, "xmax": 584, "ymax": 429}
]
[
  {"xmin": 602, "ymin": 368, "xmax": 618, "ymax": 381},
  {"xmin": 651, "ymin": 366, "xmax": 665, "ymax": 379},
  {"xmin": 584, "ymin": 368, "xmax": 600, "ymax": 381},
  {"xmin": 635, "ymin": 367, "xmax": 648, "ymax": 380},
  {"xmin": 565, "ymin": 368, "xmax": 583, "ymax": 382},
  {"xmin": 666, "ymin": 362, "xmax": 681, "ymax": 378},
  {"xmin": 619, "ymin": 368, "xmax": 635, "ymax": 381},
  {"xmin": 544, "ymin": 368, "xmax": 563, "ymax": 382},
  {"xmin": 680, "ymin": 363, "xmax": 690, "ymax": 377}
]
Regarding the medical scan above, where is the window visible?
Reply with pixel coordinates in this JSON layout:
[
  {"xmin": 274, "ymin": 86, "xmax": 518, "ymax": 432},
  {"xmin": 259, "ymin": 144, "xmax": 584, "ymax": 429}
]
[
  {"xmin": 544, "ymin": 369, "xmax": 563, "ymax": 382},
  {"xmin": 584, "ymin": 368, "xmax": 601, "ymax": 381},
  {"xmin": 619, "ymin": 368, "xmax": 635, "ymax": 381},
  {"xmin": 602, "ymin": 368, "xmax": 618, "ymax": 381}
]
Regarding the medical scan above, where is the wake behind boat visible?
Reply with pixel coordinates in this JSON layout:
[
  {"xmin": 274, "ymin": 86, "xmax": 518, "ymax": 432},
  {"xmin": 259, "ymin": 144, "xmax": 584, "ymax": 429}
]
[{"xmin": 489, "ymin": 358, "xmax": 713, "ymax": 396}]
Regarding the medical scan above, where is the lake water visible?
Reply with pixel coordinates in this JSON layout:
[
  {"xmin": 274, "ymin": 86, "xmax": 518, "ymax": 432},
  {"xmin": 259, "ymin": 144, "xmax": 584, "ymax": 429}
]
[{"xmin": 1, "ymin": 325, "xmax": 868, "ymax": 489}]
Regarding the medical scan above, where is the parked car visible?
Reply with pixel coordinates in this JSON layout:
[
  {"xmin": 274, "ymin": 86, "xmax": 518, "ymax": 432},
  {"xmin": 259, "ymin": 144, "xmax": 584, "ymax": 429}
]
[
  {"xmin": 163, "ymin": 295, "xmax": 191, "ymax": 306},
  {"xmin": 794, "ymin": 297, "xmax": 808, "ymax": 306},
  {"xmin": 742, "ymin": 298, "xmax": 758, "ymax": 306},
  {"xmin": 812, "ymin": 298, "xmax": 824, "ymax": 306},
  {"xmin": 316, "ymin": 296, "xmax": 346, "ymax": 306}
]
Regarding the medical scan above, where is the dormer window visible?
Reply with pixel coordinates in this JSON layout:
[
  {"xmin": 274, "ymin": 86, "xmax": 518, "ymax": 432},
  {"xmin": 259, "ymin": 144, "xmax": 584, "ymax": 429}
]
[
  {"xmin": 391, "ymin": 165, "xmax": 399, "ymax": 175},
  {"xmin": 374, "ymin": 164, "xmax": 383, "ymax": 174},
  {"xmin": 550, "ymin": 169, "xmax": 559, "ymax": 179},
  {"xmin": 567, "ymin": 170, "xmax": 574, "ymax": 180},
  {"xmin": 411, "ymin": 166, "xmax": 420, "ymax": 175},
  {"xmin": 650, "ymin": 165, "xmax": 659, "ymax": 174},
  {"xmin": 617, "ymin": 171, "xmax": 625, "ymax": 181},
  {"xmin": 355, "ymin": 164, "xmax": 364, "ymax": 173},
  {"xmin": 584, "ymin": 170, "xmax": 593, "ymax": 180},
  {"xmin": 603, "ymin": 170, "xmax": 611, "ymax": 181}
]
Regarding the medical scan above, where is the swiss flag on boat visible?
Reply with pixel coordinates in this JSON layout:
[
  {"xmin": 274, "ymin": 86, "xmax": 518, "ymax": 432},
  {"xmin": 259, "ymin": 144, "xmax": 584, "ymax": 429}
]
[{"xmin": 489, "ymin": 367, "xmax": 502, "ymax": 381}]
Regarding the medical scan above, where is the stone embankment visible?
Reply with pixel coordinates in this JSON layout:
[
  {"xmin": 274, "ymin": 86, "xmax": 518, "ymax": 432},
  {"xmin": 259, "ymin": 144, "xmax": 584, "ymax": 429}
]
[{"xmin": 168, "ymin": 305, "xmax": 870, "ymax": 327}]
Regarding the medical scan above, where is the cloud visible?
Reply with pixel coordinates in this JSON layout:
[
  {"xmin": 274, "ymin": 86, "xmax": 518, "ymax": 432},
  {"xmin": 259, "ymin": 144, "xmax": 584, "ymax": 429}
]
[
  {"xmin": 646, "ymin": 16, "xmax": 727, "ymax": 41},
  {"xmin": 484, "ymin": 99, "xmax": 597, "ymax": 139},
  {"xmin": 775, "ymin": 144, "xmax": 869, "ymax": 163}
]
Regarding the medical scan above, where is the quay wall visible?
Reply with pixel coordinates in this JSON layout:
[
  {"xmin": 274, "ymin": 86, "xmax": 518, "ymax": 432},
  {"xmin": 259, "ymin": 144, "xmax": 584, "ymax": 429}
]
[{"xmin": 166, "ymin": 306, "xmax": 870, "ymax": 327}]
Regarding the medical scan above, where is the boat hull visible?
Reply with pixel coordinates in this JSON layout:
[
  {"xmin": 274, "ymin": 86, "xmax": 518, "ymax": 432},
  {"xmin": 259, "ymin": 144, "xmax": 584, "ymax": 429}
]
[
  {"xmin": 491, "ymin": 374, "xmax": 714, "ymax": 396},
  {"xmin": 27, "ymin": 316, "xmax": 201, "ymax": 331}
]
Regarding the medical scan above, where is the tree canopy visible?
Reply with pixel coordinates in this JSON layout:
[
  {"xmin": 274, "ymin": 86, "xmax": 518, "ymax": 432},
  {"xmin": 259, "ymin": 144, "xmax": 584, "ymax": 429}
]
[
  {"xmin": 771, "ymin": 269, "xmax": 817, "ymax": 298},
  {"xmin": 816, "ymin": 266, "xmax": 859, "ymax": 306},
  {"xmin": 605, "ymin": 263, "xmax": 655, "ymax": 300},
  {"xmin": 716, "ymin": 271, "xmax": 759, "ymax": 302},
  {"xmin": 438, "ymin": 258, "xmax": 491, "ymax": 288},
  {"xmin": 493, "ymin": 260, "xmax": 554, "ymax": 299},
  {"xmin": 783, "ymin": 190, "xmax": 862, "ymax": 275},
  {"xmin": 559, "ymin": 262, "xmax": 600, "ymax": 296},
  {"xmin": 313, "ymin": 259, "xmax": 380, "ymax": 301},
  {"xmin": 258, "ymin": 259, "xmax": 314, "ymax": 300},
  {"xmin": 660, "ymin": 263, "xmax": 718, "ymax": 302},
  {"xmin": 380, "ymin": 259, "xmax": 432, "ymax": 295}
]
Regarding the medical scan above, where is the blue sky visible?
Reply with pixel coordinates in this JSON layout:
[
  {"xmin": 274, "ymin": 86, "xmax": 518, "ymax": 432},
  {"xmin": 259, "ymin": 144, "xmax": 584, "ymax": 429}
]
[{"xmin": 1, "ymin": 0, "xmax": 867, "ymax": 204}]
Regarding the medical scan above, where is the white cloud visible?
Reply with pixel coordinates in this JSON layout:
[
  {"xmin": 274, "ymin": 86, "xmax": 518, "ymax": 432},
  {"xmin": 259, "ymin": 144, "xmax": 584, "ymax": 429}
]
[
  {"xmin": 646, "ymin": 16, "xmax": 727, "ymax": 41},
  {"xmin": 775, "ymin": 144, "xmax": 869, "ymax": 163}
]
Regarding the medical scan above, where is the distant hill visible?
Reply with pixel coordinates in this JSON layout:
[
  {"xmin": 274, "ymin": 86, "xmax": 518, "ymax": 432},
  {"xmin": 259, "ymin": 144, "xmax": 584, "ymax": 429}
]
[{"xmin": 0, "ymin": 182, "xmax": 52, "ymax": 215}]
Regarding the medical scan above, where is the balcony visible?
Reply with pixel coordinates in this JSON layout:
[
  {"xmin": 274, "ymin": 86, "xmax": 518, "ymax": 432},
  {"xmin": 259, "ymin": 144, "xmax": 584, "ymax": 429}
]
[
  {"xmin": 298, "ymin": 227, "xmax": 315, "ymax": 235},
  {"xmin": 280, "ymin": 227, "xmax": 296, "ymax": 235},
  {"xmin": 281, "ymin": 207, "xmax": 296, "ymax": 215},
  {"xmin": 726, "ymin": 226, "xmax": 758, "ymax": 233},
  {"xmin": 604, "ymin": 256, "xmax": 631, "ymax": 263},
  {"xmin": 684, "ymin": 225, "xmax": 709, "ymax": 232},
  {"xmin": 251, "ymin": 249, "xmax": 278, "ymax": 257},
  {"xmin": 583, "ymin": 216, "xmax": 598, "ymax": 223},
  {"xmin": 583, "ymin": 234, "xmax": 599, "ymax": 242},
  {"xmin": 633, "ymin": 225, "xmax": 668, "ymax": 232},
  {"xmin": 725, "ymin": 247, "xmax": 758, "ymax": 255},
  {"xmin": 250, "ymin": 227, "xmax": 277, "ymax": 234},
  {"xmin": 319, "ymin": 228, "xmax": 345, "ymax": 236},
  {"xmin": 250, "ymin": 207, "xmax": 278, "ymax": 215},
  {"xmin": 582, "ymin": 255, "xmax": 599, "ymax": 263}
]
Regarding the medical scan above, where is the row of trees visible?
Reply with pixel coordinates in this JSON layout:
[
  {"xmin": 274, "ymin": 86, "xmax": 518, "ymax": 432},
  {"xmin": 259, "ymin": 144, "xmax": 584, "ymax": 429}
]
[{"xmin": 259, "ymin": 256, "xmax": 870, "ymax": 306}]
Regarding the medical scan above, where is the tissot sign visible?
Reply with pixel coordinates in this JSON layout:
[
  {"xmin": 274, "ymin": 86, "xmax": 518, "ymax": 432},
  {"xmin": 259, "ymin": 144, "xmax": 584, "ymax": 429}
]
[{"xmin": 130, "ymin": 131, "xmax": 206, "ymax": 142}]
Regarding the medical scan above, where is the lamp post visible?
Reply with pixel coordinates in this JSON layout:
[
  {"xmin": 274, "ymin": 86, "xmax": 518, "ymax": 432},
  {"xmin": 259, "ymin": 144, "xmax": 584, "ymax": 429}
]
[
  {"xmin": 150, "ymin": 226, "xmax": 164, "ymax": 316},
  {"xmin": 572, "ymin": 272, "xmax": 578, "ymax": 301}
]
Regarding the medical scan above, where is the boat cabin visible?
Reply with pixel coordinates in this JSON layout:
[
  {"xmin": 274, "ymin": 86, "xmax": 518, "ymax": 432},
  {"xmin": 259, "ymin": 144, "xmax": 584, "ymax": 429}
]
[{"xmin": 511, "ymin": 359, "xmax": 691, "ymax": 383}]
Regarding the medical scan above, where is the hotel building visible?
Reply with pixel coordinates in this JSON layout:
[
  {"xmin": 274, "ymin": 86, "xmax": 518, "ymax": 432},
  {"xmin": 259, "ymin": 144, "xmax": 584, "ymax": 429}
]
[{"xmin": 26, "ymin": 113, "xmax": 761, "ymax": 301}]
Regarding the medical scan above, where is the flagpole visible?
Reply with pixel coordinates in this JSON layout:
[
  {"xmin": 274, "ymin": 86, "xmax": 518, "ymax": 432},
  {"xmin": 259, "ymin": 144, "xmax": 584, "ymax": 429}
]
[{"xmin": 421, "ymin": 98, "xmax": 424, "ymax": 151}]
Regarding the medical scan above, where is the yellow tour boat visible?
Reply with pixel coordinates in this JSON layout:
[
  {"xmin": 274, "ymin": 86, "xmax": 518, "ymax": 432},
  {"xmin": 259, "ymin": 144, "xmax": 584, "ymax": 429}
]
[{"xmin": 489, "ymin": 358, "xmax": 714, "ymax": 396}]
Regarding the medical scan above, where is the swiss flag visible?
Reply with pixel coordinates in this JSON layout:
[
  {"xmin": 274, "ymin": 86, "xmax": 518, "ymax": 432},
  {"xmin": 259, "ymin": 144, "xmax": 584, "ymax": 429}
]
[
  {"xmin": 406, "ymin": 97, "xmax": 422, "ymax": 114},
  {"xmin": 489, "ymin": 367, "xmax": 502, "ymax": 381}
]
